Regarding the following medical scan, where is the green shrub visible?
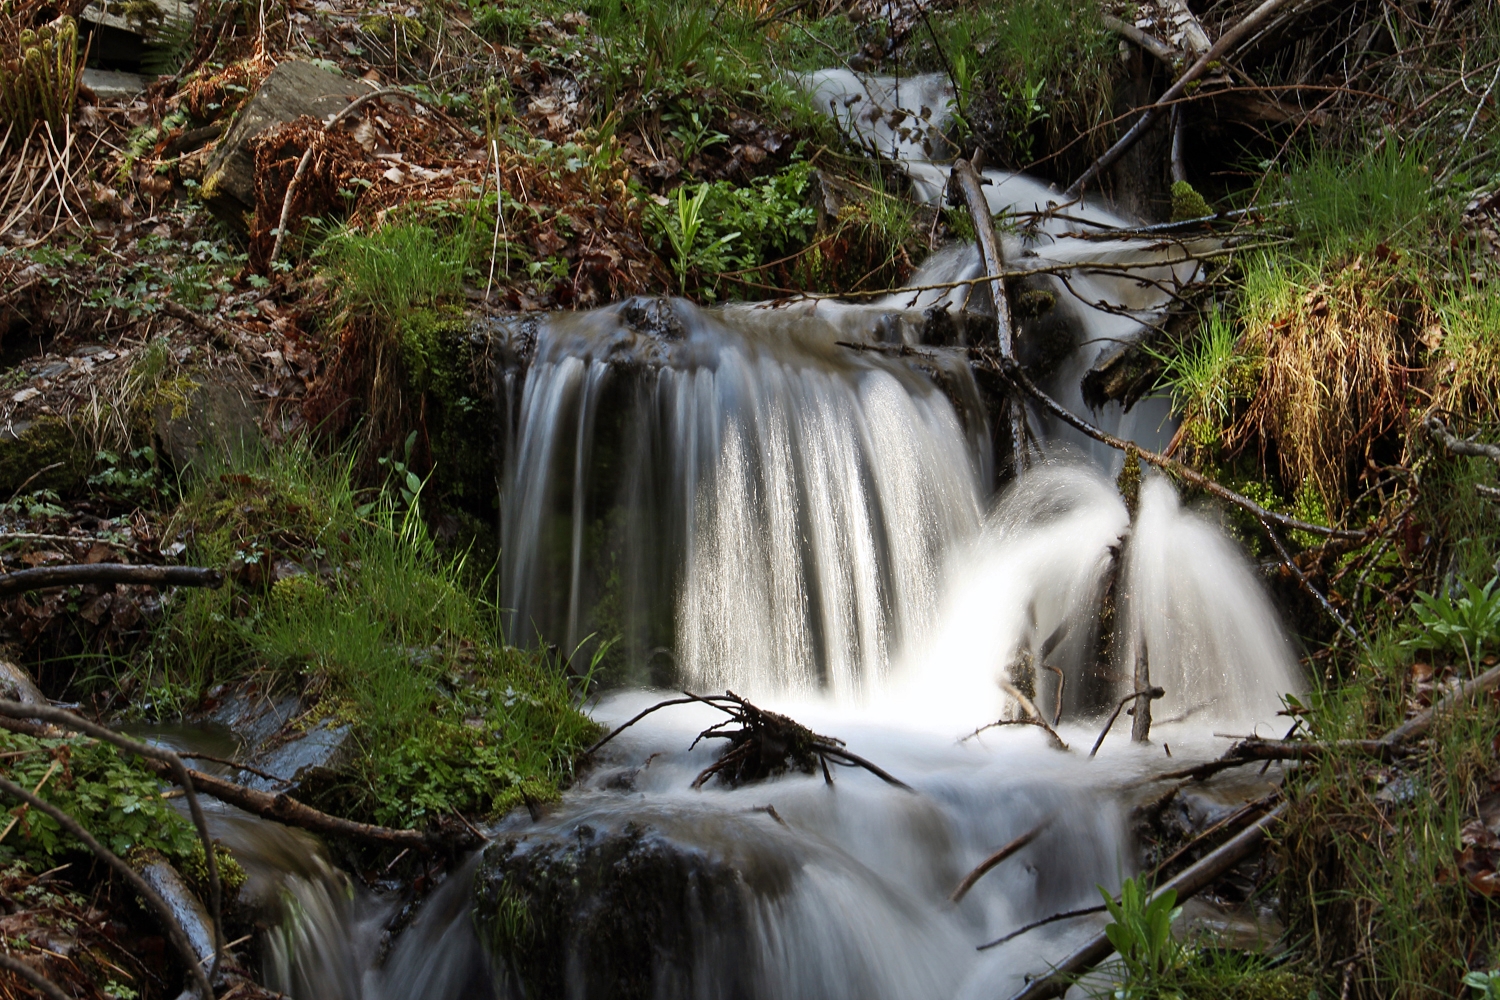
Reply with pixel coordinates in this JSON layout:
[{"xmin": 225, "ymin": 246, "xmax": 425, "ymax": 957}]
[{"xmin": 0, "ymin": 732, "xmax": 198, "ymax": 867}]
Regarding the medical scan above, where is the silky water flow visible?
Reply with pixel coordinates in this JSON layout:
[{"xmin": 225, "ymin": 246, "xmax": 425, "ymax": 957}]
[{"xmin": 229, "ymin": 71, "xmax": 1303, "ymax": 1000}]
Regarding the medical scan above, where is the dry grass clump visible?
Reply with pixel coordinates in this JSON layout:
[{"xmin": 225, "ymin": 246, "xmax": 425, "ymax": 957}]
[{"xmin": 1231, "ymin": 253, "xmax": 1425, "ymax": 516}]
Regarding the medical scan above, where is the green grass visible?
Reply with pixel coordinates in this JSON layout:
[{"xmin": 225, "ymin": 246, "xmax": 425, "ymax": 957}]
[
  {"xmin": 315, "ymin": 212, "xmax": 481, "ymax": 322},
  {"xmin": 905, "ymin": 0, "xmax": 1115, "ymax": 165},
  {"xmin": 118, "ymin": 440, "xmax": 599, "ymax": 829},
  {"xmin": 1270, "ymin": 141, "xmax": 1442, "ymax": 257},
  {"xmin": 1150, "ymin": 306, "xmax": 1256, "ymax": 452},
  {"xmin": 1280, "ymin": 625, "xmax": 1499, "ymax": 999}
]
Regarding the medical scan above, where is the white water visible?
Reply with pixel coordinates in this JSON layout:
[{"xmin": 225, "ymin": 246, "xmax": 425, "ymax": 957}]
[{"xmin": 250, "ymin": 70, "xmax": 1301, "ymax": 1000}]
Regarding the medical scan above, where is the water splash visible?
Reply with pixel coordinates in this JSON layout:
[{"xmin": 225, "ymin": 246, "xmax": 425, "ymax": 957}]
[{"xmin": 1122, "ymin": 474, "xmax": 1303, "ymax": 730}]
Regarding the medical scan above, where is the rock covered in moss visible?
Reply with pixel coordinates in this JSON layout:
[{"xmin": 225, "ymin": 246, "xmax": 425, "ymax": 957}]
[{"xmin": 473, "ymin": 809, "xmax": 793, "ymax": 999}]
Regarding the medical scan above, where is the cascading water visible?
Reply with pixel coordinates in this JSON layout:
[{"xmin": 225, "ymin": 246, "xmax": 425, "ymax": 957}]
[{"xmin": 246, "ymin": 70, "xmax": 1302, "ymax": 999}]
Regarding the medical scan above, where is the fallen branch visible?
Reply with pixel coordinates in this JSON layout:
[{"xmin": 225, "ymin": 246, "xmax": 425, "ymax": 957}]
[
  {"xmin": 951, "ymin": 811, "xmax": 1057, "ymax": 902},
  {"xmin": 1065, "ymin": 0, "xmax": 1296, "ymax": 199},
  {"xmin": 1426, "ymin": 415, "xmax": 1500, "ymax": 466},
  {"xmin": 1007, "ymin": 803, "xmax": 1286, "ymax": 1000},
  {"xmin": 0, "ymin": 564, "xmax": 223, "ymax": 597},
  {"xmin": 0, "ymin": 774, "xmax": 215, "ymax": 1000},
  {"xmin": 0, "ymin": 952, "xmax": 72, "ymax": 1000},
  {"xmin": 1381, "ymin": 660, "xmax": 1500, "ymax": 748},
  {"xmin": 951, "ymin": 155, "xmax": 1028, "ymax": 476},
  {"xmin": 1009, "ymin": 665, "xmax": 1500, "ymax": 994},
  {"xmin": 1090, "ymin": 687, "xmax": 1165, "ymax": 757},
  {"xmin": 983, "ymin": 353, "xmax": 1364, "ymax": 540},
  {"xmin": 145, "ymin": 761, "xmax": 442, "ymax": 849},
  {"xmin": 1101, "ymin": 14, "xmax": 1180, "ymax": 66}
]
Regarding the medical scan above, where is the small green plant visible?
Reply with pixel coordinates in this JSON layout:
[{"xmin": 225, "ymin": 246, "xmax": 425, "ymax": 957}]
[
  {"xmin": 666, "ymin": 108, "xmax": 728, "ymax": 166},
  {"xmin": 0, "ymin": 731, "xmax": 199, "ymax": 866},
  {"xmin": 88, "ymin": 447, "xmax": 162, "ymax": 505},
  {"xmin": 1466, "ymin": 970, "xmax": 1500, "ymax": 999},
  {"xmin": 653, "ymin": 183, "xmax": 740, "ymax": 294},
  {"xmin": 1098, "ymin": 877, "xmax": 1186, "ymax": 997},
  {"xmin": 1403, "ymin": 576, "xmax": 1500, "ymax": 666},
  {"xmin": 360, "ymin": 430, "xmax": 425, "ymax": 514}
]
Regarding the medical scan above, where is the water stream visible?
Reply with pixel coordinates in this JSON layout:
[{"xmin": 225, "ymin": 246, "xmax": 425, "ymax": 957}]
[{"xmin": 216, "ymin": 72, "xmax": 1301, "ymax": 999}]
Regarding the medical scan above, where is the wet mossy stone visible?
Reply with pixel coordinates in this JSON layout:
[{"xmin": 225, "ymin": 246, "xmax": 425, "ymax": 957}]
[
  {"xmin": 0, "ymin": 416, "xmax": 90, "ymax": 497},
  {"xmin": 474, "ymin": 812, "xmax": 792, "ymax": 999}
]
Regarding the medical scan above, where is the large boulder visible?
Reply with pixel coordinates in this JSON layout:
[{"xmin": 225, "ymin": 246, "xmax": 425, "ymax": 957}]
[
  {"xmin": 472, "ymin": 808, "xmax": 793, "ymax": 1000},
  {"xmin": 200, "ymin": 61, "xmax": 365, "ymax": 231}
]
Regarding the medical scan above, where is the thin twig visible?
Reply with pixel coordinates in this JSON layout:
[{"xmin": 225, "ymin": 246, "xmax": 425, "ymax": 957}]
[
  {"xmin": 951, "ymin": 811, "xmax": 1058, "ymax": 902},
  {"xmin": 984, "ymin": 354, "xmax": 1365, "ymax": 540}
]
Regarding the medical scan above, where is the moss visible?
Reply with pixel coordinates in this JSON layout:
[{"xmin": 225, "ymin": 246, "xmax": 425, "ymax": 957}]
[
  {"xmin": 396, "ymin": 307, "xmax": 497, "ymax": 510},
  {"xmin": 134, "ymin": 440, "xmax": 598, "ymax": 830},
  {"xmin": 1171, "ymin": 181, "xmax": 1213, "ymax": 223},
  {"xmin": 0, "ymin": 416, "xmax": 91, "ymax": 498}
]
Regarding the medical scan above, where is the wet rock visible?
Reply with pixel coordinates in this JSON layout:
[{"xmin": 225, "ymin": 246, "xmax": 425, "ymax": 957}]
[
  {"xmin": 80, "ymin": 68, "xmax": 149, "ymax": 102},
  {"xmin": 205, "ymin": 687, "xmax": 349, "ymax": 793},
  {"xmin": 620, "ymin": 296, "xmax": 688, "ymax": 341},
  {"xmin": 201, "ymin": 61, "xmax": 366, "ymax": 231},
  {"xmin": 0, "ymin": 657, "xmax": 46, "ymax": 705},
  {"xmin": 474, "ymin": 812, "xmax": 791, "ymax": 999},
  {"xmin": 153, "ymin": 374, "xmax": 261, "ymax": 468},
  {"xmin": 132, "ymin": 848, "xmax": 216, "ymax": 966}
]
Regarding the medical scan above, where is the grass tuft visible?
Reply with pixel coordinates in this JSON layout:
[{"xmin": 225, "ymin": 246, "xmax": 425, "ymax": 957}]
[{"xmin": 123, "ymin": 439, "xmax": 599, "ymax": 829}]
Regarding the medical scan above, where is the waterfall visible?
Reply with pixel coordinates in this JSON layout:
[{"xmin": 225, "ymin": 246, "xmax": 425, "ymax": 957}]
[
  {"xmin": 496, "ymin": 294, "xmax": 988, "ymax": 695},
  {"xmin": 252, "ymin": 67, "xmax": 1306, "ymax": 1000}
]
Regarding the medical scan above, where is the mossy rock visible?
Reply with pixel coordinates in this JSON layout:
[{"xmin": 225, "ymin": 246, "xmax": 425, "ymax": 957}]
[
  {"xmin": 395, "ymin": 308, "xmax": 497, "ymax": 510},
  {"xmin": 0, "ymin": 417, "xmax": 90, "ymax": 497},
  {"xmin": 474, "ymin": 813, "xmax": 793, "ymax": 999}
]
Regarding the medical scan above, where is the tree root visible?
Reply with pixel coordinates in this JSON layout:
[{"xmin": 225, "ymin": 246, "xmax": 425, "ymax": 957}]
[{"xmin": 585, "ymin": 691, "xmax": 913, "ymax": 792}]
